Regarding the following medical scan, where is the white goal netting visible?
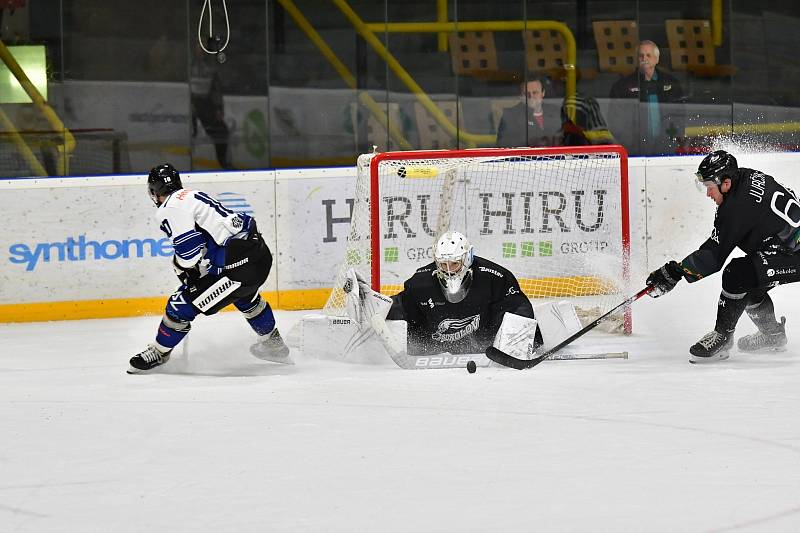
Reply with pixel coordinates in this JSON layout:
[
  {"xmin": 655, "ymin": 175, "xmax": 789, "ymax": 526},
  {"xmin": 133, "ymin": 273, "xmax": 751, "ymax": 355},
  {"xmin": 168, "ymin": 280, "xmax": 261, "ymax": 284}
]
[{"xmin": 323, "ymin": 146, "xmax": 632, "ymax": 332}]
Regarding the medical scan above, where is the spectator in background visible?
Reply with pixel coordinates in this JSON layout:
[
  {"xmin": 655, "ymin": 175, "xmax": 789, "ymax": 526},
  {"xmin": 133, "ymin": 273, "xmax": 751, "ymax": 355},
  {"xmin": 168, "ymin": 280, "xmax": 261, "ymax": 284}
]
[
  {"xmin": 496, "ymin": 76, "xmax": 561, "ymax": 148},
  {"xmin": 191, "ymin": 38, "xmax": 232, "ymax": 169},
  {"xmin": 560, "ymin": 94, "xmax": 616, "ymax": 146},
  {"xmin": 609, "ymin": 40, "xmax": 684, "ymax": 154}
]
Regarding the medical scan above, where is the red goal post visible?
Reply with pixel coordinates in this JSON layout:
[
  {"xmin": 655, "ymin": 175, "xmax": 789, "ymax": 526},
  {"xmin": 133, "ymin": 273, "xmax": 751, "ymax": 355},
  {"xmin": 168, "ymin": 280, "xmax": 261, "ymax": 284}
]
[{"xmin": 325, "ymin": 145, "xmax": 632, "ymax": 333}]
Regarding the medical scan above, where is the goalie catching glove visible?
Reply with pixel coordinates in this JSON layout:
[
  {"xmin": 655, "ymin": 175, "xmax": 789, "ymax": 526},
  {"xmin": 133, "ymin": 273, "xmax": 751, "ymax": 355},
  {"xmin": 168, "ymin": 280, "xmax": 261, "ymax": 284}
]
[{"xmin": 646, "ymin": 260, "xmax": 685, "ymax": 298}]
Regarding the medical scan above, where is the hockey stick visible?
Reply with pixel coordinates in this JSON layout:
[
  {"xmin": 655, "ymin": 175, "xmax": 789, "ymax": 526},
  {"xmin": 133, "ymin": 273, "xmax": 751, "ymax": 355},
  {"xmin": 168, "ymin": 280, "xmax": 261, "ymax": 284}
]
[
  {"xmin": 371, "ymin": 314, "xmax": 628, "ymax": 369},
  {"xmin": 391, "ymin": 350, "xmax": 628, "ymax": 369},
  {"xmin": 486, "ymin": 286, "xmax": 653, "ymax": 370}
]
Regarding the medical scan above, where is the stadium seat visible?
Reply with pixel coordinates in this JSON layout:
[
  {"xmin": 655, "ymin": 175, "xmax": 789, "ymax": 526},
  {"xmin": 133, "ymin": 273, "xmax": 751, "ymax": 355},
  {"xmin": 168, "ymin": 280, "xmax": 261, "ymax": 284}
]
[
  {"xmin": 448, "ymin": 31, "xmax": 518, "ymax": 82},
  {"xmin": 523, "ymin": 28, "xmax": 597, "ymax": 81},
  {"xmin": 350, "ymin": 102, "xmax": 404, "ymax": 152},
  {"xmin": 664, "ymin": 20, "xmax": 737, "ymax": 78},
  {"xmin": 592, "ymin": 20, "xmax": 639, "ymax": 75},
  {"xmin": 413, "ymin": 100, "xmax": 463, "ymax": 150}
]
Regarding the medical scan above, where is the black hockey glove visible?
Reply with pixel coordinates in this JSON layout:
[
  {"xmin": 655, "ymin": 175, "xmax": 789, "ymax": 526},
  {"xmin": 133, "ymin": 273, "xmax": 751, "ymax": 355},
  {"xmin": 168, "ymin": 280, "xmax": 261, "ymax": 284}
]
[
  {"xmin": 646, "ymin": 260, "xmax": 684, "ymax": 298},
  {"xmin": 172, "ymin": 256, "xmax": 202, "ymax": 286}
]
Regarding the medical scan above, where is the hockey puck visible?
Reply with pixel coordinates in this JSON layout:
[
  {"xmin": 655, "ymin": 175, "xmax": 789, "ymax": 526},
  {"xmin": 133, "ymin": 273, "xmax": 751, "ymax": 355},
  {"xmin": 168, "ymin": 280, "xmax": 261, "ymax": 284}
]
[{"xmin": 466, "ymin": 360, "xmax": 477, "ymax": 374}]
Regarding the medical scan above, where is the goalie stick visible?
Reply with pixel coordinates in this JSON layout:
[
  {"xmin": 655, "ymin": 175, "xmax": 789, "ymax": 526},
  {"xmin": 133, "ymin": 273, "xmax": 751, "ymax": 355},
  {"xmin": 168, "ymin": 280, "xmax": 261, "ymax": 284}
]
[
  {"xmin": 367, "ymin": 313, "xmax": 490, "ymax": 369},
  {"xmin": 370, "ymin": 313, "xmax": 629, "ymax": 369},
  {"xmin": 486, "ymin": 286, "xmax": 653, "ymax": 370},
  {"xmin": 389, "ymin": 350, "xmax": 629, "ymax": 369}
]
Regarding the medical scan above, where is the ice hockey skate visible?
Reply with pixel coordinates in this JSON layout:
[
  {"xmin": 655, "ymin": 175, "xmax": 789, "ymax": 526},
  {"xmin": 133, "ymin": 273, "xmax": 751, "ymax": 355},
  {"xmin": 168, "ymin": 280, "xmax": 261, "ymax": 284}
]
[
  {"xmin": 737, "ymin": 317, "xmax": 788, "ymax": 353},
  {"xmin": 250, "ymin": 328, "xmax": 294, "ymax": 365},
  {"xmin": 128, "ymin": 344, "xmax": 172, "ymax": 374},
  {"xmin": 689, "ymin": 330, "xmax": 733, "ymax": 364}
]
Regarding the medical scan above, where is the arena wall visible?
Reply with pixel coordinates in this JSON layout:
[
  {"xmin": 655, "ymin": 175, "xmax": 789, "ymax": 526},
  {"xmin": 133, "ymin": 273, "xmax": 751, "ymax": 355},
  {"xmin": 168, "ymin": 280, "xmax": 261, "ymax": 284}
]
[{"xmin": 2, "ymin": 151, "xmax": 800, "ymax": 322}]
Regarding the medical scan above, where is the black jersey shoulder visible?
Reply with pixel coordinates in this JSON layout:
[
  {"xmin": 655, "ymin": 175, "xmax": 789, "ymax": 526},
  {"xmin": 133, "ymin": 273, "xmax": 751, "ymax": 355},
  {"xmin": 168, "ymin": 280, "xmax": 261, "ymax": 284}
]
[
  {"xmin": 471, "ymin": 256, "xmax": 515, "ymax": 280},
  {"xmin": 414, "ymin": 263, "xmax": 435, "ymax": 275}
]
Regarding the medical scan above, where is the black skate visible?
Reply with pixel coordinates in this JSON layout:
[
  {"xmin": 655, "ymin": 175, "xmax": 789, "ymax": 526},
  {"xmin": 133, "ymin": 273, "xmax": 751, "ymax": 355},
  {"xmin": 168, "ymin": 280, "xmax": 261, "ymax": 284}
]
[
  {"xmin": 250, "ymin": 328, "xmax": 294, "ymax": 365},
  {"xmin": 689, "ymin": 330, "xmax": 733, "ymax": 364},
  {"xmin": 737, "ymin": 317, "xmax": 787, "ymax": 353},
  {"xmin": 128, "ymin": 344, "xmax": 171, "ymax": 374}
]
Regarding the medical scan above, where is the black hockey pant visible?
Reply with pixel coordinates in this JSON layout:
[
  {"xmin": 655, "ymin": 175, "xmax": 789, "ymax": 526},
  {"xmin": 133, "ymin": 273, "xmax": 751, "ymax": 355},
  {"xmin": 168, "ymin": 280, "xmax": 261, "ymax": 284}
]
[
  {"xmin": 715, "ymin": 248, "xmax": 800, "ymax": 332},
  {"xmin": 171, "ymin": 228, "xmax": 273, "ymax": 321}
]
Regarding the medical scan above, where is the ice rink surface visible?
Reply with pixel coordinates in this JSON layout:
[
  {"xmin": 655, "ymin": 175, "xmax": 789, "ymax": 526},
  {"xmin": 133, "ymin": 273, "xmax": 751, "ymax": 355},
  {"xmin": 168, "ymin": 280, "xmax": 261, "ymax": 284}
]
[{"xmin": 2, "ymin": 280, "xmax": 800, "ymax": 532}]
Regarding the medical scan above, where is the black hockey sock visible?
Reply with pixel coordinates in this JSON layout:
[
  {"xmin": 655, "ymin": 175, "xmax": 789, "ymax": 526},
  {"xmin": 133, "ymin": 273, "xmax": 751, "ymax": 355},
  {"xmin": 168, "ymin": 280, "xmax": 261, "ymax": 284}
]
[
  {"xmin": 715, "ymin": 291, "xmax": 748, "ymax": 334},
  {"xmin": 745, "ymin": 294, "xmax": 782, "ymax": 333}
]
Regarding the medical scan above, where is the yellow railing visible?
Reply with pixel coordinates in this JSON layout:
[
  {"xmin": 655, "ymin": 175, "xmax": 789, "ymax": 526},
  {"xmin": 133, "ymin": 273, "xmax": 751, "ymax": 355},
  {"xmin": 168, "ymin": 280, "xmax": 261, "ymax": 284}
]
[
  {"xmin": 685, "ymin": 122, "xmax": 800, "ymax": 137},
  {"xmin": 711, "ymin": 0, "xmax": 722, "ymax": 46},
  {"xmin": 277, "ymin": 0, "xmax": 412, "ymax": 150},
  {"xmin": 343, "ymin": 0, "xmax": 577, "ymax": 147},
  {"xmin": 0, "ymin": 39, "xmax": 75, "ymax": 176},
  {"xmin": 0, "ymin": 107, "xmax": 47, "ymax": 176},
  {"xmin": 436, "ymin": 0, "xmax": 448, "ymax": 52},
  {"xmin": 281, "ymin": 0, "xmax": 578, "ymax": 148}
]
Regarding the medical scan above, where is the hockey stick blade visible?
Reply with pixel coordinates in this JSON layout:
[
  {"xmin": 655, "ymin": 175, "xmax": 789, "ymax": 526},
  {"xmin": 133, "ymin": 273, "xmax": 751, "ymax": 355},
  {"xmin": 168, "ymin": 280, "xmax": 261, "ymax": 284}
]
[
  {"xmin": 548, "ymin": 351, "xmax": 628, "ymax": 361},
  {"xmin": 486, "ymin": 286, "xmax": 653, "ymax": 370}
]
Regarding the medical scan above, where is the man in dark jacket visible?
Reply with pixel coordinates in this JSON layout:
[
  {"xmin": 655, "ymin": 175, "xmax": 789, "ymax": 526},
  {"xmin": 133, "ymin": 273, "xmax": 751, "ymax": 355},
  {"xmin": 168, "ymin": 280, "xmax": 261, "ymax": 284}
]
[
  {"xmin": 609, "ymin": 40, "xmax": 684, "ymax": 154},
  {"xmin": 646, "ymin": 151, "xmax": 798, "ymax": 363},
  {"xmin": 496, "ymin": 76, "xmax": 562, "ymax": 148}
]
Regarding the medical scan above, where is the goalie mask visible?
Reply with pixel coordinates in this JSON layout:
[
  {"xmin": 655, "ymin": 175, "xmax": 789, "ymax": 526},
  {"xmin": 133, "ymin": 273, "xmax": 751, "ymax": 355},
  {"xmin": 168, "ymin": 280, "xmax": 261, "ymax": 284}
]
[
  {"xmin": 148, "ymin": 163, "xmax": 183, "ymax": 206},
  {"xmin": 434, "ymin": 231, "xmax": 474, "ymax": 304}
]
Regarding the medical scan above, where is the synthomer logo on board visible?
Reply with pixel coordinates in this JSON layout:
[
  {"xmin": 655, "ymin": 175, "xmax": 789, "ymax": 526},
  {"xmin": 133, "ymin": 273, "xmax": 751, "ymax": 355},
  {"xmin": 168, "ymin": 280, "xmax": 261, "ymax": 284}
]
[{"xmin": 7, "ymin": 235, "xmax": 173, "ymax": 272}]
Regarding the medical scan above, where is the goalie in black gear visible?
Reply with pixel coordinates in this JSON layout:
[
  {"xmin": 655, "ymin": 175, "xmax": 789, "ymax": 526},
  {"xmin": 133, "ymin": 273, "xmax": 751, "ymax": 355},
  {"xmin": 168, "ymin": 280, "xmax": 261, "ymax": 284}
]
[
  {"xmin": 339, "ymin": 231, "xmax": 584, "ymax": 363},
  {"xmin": 646, "ymin": 150, "xmax": 796, "ymax": 363},
  {"xmin": 385, "ymin": 231, "xmax": 540, "ymax": 356}
]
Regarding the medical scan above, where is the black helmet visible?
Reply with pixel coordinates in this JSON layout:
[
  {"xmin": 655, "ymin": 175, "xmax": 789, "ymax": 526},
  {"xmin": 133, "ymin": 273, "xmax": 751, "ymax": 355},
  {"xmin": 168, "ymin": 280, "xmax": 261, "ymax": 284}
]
[
  {"xmin": 148, "ymin": 163, "xmax": 182, "ymax": 206},
  {"xmin": 696, "ymin": 150, "xmax": 738, "ymax": 186}
]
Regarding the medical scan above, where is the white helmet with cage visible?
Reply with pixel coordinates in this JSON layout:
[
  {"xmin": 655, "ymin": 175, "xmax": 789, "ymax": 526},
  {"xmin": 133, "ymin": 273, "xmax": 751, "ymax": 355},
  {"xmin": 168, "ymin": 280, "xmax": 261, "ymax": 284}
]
[{"xmin": 433, "ymin": 231, "xmax": 475, "ymax": 303}]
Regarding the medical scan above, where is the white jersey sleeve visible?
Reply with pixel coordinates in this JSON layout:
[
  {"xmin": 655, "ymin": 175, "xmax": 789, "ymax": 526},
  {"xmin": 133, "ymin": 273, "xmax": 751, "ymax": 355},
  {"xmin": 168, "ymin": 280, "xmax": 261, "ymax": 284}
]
[{"xmin": 155, "ymin": 188, "xmax": 251, "ymax": 269}]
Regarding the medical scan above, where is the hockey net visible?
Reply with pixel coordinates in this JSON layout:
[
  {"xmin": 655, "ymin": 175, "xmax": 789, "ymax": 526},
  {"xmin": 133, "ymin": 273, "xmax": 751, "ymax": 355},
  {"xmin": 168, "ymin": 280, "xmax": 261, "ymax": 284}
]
[{"xmin": 323, "ymin": 146, "xmax": 632, "ymax": 333}]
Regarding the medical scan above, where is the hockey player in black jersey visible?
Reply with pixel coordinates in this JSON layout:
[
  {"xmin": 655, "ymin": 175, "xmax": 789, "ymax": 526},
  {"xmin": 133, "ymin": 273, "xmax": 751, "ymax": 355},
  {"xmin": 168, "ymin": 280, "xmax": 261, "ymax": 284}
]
[
  {"xmin": 646, "ymin": 150, "xmax": 796, "ymax": 363},
  {"xmin": 385, "ymin": 231, "xmax": 537, "ymax": 356}
]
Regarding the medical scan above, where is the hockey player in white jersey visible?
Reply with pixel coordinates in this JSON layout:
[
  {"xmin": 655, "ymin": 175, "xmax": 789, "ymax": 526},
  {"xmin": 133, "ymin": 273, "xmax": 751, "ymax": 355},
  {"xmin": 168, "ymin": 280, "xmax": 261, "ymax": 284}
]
[{"xmin": 128, "ymin": 163, "xmax": 290, "ymax": 373}]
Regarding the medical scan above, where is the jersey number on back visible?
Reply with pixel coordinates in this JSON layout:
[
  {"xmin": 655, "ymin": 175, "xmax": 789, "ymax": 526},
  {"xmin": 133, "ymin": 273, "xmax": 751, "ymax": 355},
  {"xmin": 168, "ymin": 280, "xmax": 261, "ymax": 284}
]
[
  {"xmin": 160, "ymin": 219, "xmax": 173, "ymax": 237},
  {"xmin": 770, "ymin": 190, "xmax": 800, "ymax": 228}
]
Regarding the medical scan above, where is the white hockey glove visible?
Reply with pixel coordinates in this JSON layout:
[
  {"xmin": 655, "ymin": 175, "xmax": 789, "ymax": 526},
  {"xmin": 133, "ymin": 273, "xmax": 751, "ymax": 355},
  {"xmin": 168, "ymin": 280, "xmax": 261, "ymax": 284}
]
[
  {"xmin": 343, "ymin": 268, "xmax": 393, "ymax": 329},
  {"xmin": 197, "ymin": 257, "xmax": 223, "ymax": 277},
  {"xmin": 342, "ymin": 268, "xmax": 403, "ymax": 358},
  {"xmin": 493, "ymin": 313, "xmax": 540, "ymax": 360},
  {"xmin": 532, "ymin": 300, "xmax": 582, "ymax": 350}
]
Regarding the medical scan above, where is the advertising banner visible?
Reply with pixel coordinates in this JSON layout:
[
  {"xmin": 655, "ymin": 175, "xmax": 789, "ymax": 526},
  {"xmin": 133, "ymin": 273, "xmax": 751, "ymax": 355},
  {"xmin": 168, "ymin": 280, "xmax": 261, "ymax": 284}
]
[
  {"xmin": 0, "ymin": 172, "xmax": 277, "ymax": 308},
  {"xmin": 5, "ymin": 151, "xmax": 800, "ymax": 321}
]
